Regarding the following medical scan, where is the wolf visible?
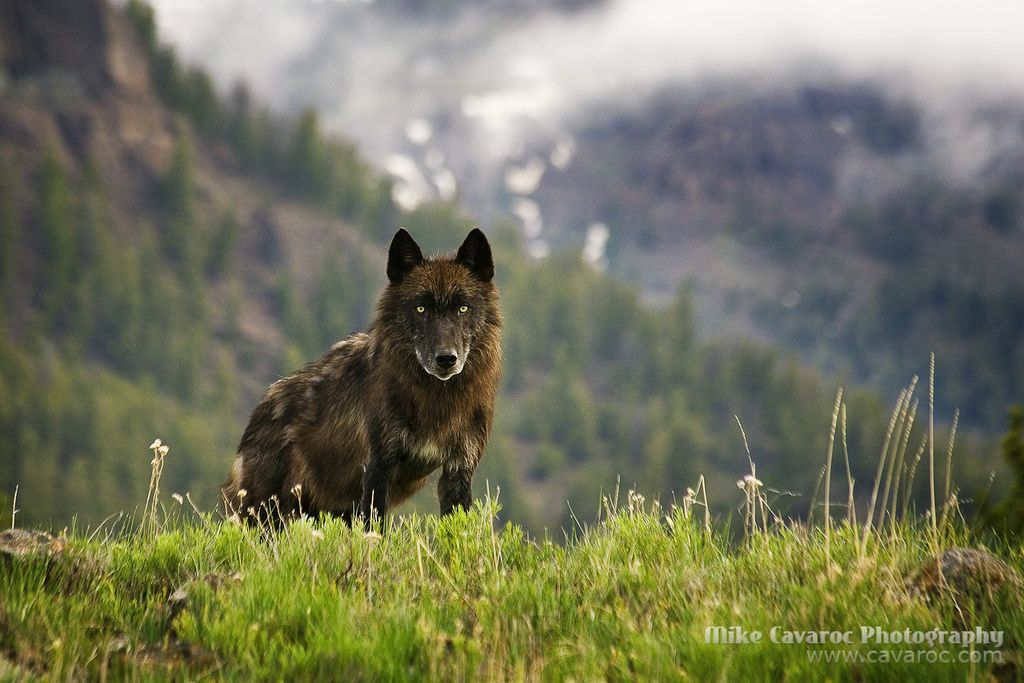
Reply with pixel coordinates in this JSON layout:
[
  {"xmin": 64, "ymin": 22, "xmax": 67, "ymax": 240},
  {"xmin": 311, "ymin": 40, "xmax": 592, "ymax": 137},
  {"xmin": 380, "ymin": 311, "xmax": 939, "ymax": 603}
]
[{"xmin": 223, "ymin": 228, "xmax": 502, "ymax": 527}]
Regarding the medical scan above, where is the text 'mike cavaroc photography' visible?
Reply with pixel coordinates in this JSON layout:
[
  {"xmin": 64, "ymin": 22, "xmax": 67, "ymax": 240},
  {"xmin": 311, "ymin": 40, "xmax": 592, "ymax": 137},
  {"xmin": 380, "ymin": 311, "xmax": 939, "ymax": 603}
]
[{"xmin": 0, "ymin": 0, "xmax": 1022, "ymax": 679}]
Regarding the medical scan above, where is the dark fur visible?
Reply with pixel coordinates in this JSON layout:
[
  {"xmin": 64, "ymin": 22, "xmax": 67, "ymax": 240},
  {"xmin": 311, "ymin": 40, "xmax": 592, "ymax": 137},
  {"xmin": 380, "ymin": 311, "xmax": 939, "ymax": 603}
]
[{"xmin": 223, "ymin": 229, "xmax": 502, "ymax": 527}]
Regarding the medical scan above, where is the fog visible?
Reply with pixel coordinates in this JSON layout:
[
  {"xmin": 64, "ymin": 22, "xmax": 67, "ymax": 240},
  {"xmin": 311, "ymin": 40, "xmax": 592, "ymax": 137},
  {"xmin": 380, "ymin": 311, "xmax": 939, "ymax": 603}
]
[
  {"xmin": 147, "ymin": 0, "xmax": 1024, "ymax": 232},
  {"xmin": 149, "ymin": 0, "xmax": 1024, "ymax": 114}
]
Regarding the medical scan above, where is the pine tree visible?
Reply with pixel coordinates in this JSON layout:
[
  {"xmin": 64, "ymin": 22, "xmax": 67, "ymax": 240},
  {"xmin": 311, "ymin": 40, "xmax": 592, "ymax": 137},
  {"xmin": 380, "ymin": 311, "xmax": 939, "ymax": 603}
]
[
  {"xmin": 182, "ymin": 68, "xmax": 221, "ymax": 135},
  {"xmin": 228, "ymin": 83, "xmax": 260, "ymax": 170},
  {"xmin": 206, "ymin": 211, "xmax": 239, "ymax": 279},
  {"xmin": 0, "ymin": 159, "xmax": 17, "ymax": 319},
  {"xmin": 64, "ymin": 161, "xmax": 111, "ymax": 351},
  {"xmin": 124, "ymin": 0, "xmax": 158, "ymax": 54},
  {"xmin": 312, "ymin": 249, "xmax": 355, "ymax": 349},
  {"xmin": 286, "ymin": 109, "xmax": 332, "ymax": 205},
  {"xmin": 276, "ymin": 271, "xmax": 317, "ymax": 358},
  {"xmin": 987, "ymin": 406, "xmax": 1024, "ymax": 535},
  {"xmin": 160, "ymin": 134, "xmax": 196, "ymax": 264},
  {"xmin": 37, "ymin": 147, "xmax": 76, "ymax": 326}
]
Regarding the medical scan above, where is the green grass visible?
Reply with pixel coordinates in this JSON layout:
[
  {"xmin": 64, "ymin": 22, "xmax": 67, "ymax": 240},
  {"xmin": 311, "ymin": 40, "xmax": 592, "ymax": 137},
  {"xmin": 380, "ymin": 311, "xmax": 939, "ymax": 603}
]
[{"xmin": 1, "ymin": 497, "xmax": 1021, "ymax": 681}]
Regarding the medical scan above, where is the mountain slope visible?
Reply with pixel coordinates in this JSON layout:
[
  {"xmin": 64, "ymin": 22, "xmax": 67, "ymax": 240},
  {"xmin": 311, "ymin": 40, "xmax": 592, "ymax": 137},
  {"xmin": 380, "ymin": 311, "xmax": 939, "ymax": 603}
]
[
  {"xmin": 0, "ymin": 0, "xmax": 392, "ymax": 524},
  {"xmin": 531, "ymin": 84, "xmax": 1024, "ymax": 428}
]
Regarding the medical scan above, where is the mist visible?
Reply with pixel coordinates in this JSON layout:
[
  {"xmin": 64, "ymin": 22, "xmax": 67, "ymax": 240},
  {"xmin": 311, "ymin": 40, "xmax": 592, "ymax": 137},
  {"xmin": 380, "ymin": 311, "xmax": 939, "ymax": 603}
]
[
  {"xmin": 144, "ymin": 0, "xmax": 1024, "ymax": 226},
  {"xmin": 148, "ymin": 0, "xmax": 1024, "ymax": 121}
]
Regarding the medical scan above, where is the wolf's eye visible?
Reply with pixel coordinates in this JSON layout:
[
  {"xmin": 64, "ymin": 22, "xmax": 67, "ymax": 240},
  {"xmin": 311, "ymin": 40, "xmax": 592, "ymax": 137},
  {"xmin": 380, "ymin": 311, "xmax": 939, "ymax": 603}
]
[
  {"xmin": 458, "ymin": 305, "xmax": 469, "ymax": 315},
  {"xmin": 415, "ymin": 306, "xmax": 426, "ymax": 314}
]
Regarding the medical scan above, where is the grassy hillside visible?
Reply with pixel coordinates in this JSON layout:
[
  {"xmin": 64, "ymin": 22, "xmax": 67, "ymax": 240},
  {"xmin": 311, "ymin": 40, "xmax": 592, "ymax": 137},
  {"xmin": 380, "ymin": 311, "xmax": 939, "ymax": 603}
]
[
  {"xmin": 3, "ymin": 382, "xmax": 1020, "ymax": 680},
  {"xmin": 1, "ymin": 502, "xmax": 1020, "ymax": 681}
]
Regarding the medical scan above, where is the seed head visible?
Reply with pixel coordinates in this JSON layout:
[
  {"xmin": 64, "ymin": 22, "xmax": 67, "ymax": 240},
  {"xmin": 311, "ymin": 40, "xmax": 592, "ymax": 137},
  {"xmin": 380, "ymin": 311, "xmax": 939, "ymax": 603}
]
[{"xmin": 737, "ymin": 474, "xmax": 762, "ymax": 491}]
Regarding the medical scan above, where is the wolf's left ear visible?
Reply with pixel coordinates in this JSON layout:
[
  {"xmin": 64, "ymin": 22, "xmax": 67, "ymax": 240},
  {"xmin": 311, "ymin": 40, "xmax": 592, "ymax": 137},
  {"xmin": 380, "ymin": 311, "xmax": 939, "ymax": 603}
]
[
  {"xmin": 387, "ymin": 228, "xmax": 424, "ymax": 284},
  {"xmin": 456, "ymin": 229, "xmax": 494, "ymax": 282}
]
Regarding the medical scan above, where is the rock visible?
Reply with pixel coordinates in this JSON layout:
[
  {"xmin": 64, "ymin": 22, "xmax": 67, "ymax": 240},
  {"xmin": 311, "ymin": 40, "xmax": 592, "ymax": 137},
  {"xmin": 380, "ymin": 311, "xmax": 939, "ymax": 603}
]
[
  {"xmin": 167, "ymin": 587, "xmax": 188, "ymax": 606},
  {"xmin": 907, "ymin": 547, "xmax": 1020, "ymax": 602},
  {"xmin": 0, "ymin": 529, "xmax": 65, "ymax": 559},
  {"xmin": 201, "ymin": 571, "xmax": 244, "ymax": 590},
  {"xmin": 164, "ymin": 586, "xmax": 190, "ymax": 635}
]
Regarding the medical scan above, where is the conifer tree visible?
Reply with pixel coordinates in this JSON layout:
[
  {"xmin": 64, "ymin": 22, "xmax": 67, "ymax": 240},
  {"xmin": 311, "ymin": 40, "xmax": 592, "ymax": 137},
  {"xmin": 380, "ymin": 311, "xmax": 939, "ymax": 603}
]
[
  {"xmin": 37, "ymin": 147, "xmax": 75, "ymax": 325},
  {"xmin": 276, "ymin": 271, "xmax": 317, "ymax": 358},
  {"xmin": 286, "ymin": 109, "xmax": 332, "ymax": 205},
  {"xmin": 985, "ymin": 406, "xmax": 1024, "ymax": 535},
  {"xmin": 206, "ymin": 211, "xmax": 239, "ymax": 278},
  {"xmin": 160, "ymin": 134, "xmax": 196, "ymax": 264},
  {"xmin": 0, "ymin": 159, "xmax": 16, "ymax": 297},
  {"xmin": 312, "ymin": 249, "xmax": 356, "ymax": 349},
  {"xmin": 228, "ymin": 83, "xmax": 260, "ymax": 170}
]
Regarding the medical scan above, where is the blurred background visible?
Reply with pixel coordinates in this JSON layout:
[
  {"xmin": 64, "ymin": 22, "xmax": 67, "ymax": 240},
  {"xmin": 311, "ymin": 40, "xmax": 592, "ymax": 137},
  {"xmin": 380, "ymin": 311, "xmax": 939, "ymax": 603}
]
[{"xmin": 0, "ymin": 0, "xmax": 1022, "ymax": 534}]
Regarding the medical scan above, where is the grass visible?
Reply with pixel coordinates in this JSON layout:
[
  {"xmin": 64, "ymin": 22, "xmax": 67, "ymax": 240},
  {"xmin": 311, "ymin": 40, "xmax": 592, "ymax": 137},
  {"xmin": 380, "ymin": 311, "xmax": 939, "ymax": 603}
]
[
  {"xmin": 2, "ymin": 365, "xmax": 1021, "ymax": 680},
  {"xmin": 1, "ymin": 498, "xmax": 1021, "ymax": 681}
]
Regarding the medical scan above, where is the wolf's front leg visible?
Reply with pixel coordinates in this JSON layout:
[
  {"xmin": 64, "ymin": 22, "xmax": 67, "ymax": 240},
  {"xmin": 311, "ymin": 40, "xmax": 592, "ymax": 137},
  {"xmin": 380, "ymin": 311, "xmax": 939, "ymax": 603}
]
[
  {"xmin": 438, "ymin": 463, "xmax": 474, "ymax": 516},
  {"xmin": 360, "ymin": 454, "xmax": 392, "ymax": 531}
]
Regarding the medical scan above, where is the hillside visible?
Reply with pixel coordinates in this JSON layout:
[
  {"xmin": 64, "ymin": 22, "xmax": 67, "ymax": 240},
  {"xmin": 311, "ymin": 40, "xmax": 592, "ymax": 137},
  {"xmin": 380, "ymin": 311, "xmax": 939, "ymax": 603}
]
[
  {"xmin": 531, "ymin": 84, "xmax": 1024, "ymax": 429},
  {"xmin": 1, "ymin": 504, "xmax": 1020, "ymax": 680},
  {"xmin": 0, "ymin": 0, "xmax": 395, "ymax": 525},
  {"xmin": 0, "ymin": 0, "xmax": 1004, "ymax": 535}
]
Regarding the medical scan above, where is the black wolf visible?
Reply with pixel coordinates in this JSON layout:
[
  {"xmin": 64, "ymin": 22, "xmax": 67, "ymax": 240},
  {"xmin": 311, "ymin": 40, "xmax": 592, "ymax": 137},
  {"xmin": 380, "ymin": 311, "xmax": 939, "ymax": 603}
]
[{"xmin": 223, "ymin": 229, "xmax": 502, "ymax": 527}]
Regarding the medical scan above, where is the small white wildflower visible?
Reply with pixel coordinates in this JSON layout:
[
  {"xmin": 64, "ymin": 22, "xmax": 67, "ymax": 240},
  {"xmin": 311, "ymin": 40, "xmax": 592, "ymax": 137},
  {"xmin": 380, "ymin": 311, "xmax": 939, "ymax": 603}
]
[
  {"xmin": 237, "ymin": 489, "xmax": 248, "ymax": 499},
  {"xmin": 149, "ymin": 439, "xmax": 162, "ymax": 450},
  {"xmin": 291, "ymin": 484, "xmax": 303, "ymax": 496},
  {"xmin": 171, "ymin": 493, "xmax": 184, "ymax": 506},
  {"xmin": 157, "ymin": 445, "xmax": 169, "ymax": 457},
  {"xmin": 738, "ymin": 474, "xmax": 762, "ymax": 490},
  {"xmin": 681, "ymin": 487, "xmax": 697, "ymax": 519}
]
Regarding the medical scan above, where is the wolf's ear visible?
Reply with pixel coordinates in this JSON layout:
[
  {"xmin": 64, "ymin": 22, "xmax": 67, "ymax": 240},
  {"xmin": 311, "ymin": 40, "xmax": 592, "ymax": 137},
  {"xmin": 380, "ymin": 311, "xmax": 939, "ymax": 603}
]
[
  {"xmin": 456, "ymin": 229, "xmax": 494, "ymax": 282},
  {"xmin": 387, "ymin": 229, "xmax": 424, "ymax": 284}
]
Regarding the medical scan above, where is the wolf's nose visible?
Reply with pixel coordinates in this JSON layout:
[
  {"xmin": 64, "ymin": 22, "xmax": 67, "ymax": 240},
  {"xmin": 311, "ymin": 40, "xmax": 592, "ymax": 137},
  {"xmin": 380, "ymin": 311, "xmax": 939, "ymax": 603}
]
[{"xmin": 436, "ymin": 353, "xmax": 458, "ymax": 369}]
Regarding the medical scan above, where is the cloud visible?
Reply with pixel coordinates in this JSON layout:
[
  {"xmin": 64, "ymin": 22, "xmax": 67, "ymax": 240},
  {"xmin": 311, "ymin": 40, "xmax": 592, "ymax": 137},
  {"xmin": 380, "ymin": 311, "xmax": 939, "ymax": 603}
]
[
  {"xmin": 147, "ymin": 0, "xmax": 1024, "ymax": 204},
  {"xmin": 150, "ymin": 0, "xmax": 1024, "ymax": 103}
]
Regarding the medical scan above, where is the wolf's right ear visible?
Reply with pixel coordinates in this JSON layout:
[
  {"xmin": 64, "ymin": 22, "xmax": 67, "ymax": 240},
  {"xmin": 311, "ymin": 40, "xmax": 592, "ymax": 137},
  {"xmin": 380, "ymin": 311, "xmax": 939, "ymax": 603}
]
[
  {"xmin": 456, "ymin": 228, "xmax": 494, "ymax": 282},
  {"xmin": 387, "ymin": 229, "xmax": 424, "ymax": 284}
]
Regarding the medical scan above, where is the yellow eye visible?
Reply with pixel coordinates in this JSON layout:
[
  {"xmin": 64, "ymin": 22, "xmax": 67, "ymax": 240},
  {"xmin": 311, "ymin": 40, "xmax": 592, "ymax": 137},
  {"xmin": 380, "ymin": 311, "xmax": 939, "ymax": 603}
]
[
  {"xmin": 458, "ymin": 305, "xmax": 469, "ymax": 315},
  {"xmin": 415, "ymin": 305, "xmax": 426, "ymax": 314}
]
